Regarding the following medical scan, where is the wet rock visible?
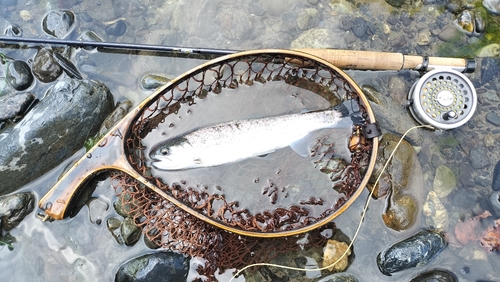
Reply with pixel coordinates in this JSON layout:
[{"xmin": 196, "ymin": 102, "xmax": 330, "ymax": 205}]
[
  {"xmin": 433, "ymin": 165, "xmax": 456, "ymax": 198},
  {"xmin": 477, "ymin": 43, "xmax": 499, "ymax": 57},
  {"xmin": 423, "ymin": 191, "xmax": 449, "ymax": 231},
  {"xmin": 480, "ymin": 57, "xmax": 500, "ymax": 85},
  {"xmin": 105, "ymin": 19, "xmax": 127, "ymax": 36},
  {"xmin": 488, "ymin": 191, "xmax": 500, "ymax": 217},
  {"xmin": 437, "ymin": 25, "xmax": 461, "ymax": 42},
  {"xmin": 318, "ymin": 273, "xmax": 361, "ymax": 282},
  {"xmin": 6, "ymin": 60, "xmax": 33, "ymax": 90},
  {"xmin": 115, "ymin": 252, "xmax": 189, "ymax": 282},
  {"xmin": 454, "ymin": 10, "xmax": 474, "ymax": 34},
  {"xmin": 297, "ymin": 8, "xmax": 319, "ymax": 30},
  {"xmin": 42, "ymin": 10, "xmax": 76, "ymax": 38},
  {"xmin": 483, "ymin": 0, "xmax": 500, "ymax": 14},
  {"xmin": 377, "ymin": 230, "xmax": 446, "ymax": 276},
  {"xmin": 351, "ymin": 17, "xmax": 368, "ymax": 38},
  {"xmin": 140, "ymin": 74, "xmax": 171, "ymax": 90},
  {"xmin": 0, "ymin": 78, "xmax": 114, "ymax": 195},
  {"xmin": 322, "ymin": 239, "xmax": 351, "ymax": 272},
  {"xmin": 32, "ymin": 48, "xmax": 63, "ymax": 83},
  {"xmin": 0, "ymin": 92, "xmax": 35, "ymax": 122},
  {"xmin": 493, "ymin": 161, "xmax": 500, "ymax": 191},
  {"xmin": 121, "ymin": 217, "xmax": 141, "ymax": 246},
  {"xmin": 385, "ymin": 0, "xmax": 406, "ymax": 7},
  {"xmin": 107, "ymin": 217, "xmax": 124, "ymax": 245},
  {"xmin": 486, "ymin": 112, "xmax": 500, "ymax": 126},
  {"xmin": 88, "ymin": 198, "xmax": 108, "ymax": 225},
  {"xmin": 469, "ymin": 145, "xmax": 490, "ymax": 169},
  {"xmin": 0, "ymin": 192, "xmax": 34, "ymax": 231},
  {"xmin": 382, "ymin": 192, "xmax": 418, "ymax": 231},
  {"xmin": 409, "ymin": 269, "xmax": 458, "ymax": 282},
  {"xmin": 452, "ymin": 188, "xmax": 479, "ymax": 208},
  {"xmin": 52, "ymin": 52, "xmax": 82, "ymax": 80},
  {"xmin": 417, "ymin": 30, "xmax": 432, "ymax": 45},
  {"xmin": 98, "ymin": 100, "xmax": 132, "ymax": 136}
]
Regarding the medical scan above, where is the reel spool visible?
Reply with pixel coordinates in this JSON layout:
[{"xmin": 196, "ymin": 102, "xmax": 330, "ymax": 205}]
[{"xmin": 408, "ymin": 69, "xmax": 477, "ymax": 130}]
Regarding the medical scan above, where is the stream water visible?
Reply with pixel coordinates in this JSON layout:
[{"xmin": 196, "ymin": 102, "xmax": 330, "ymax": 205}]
[{"xmin": 1, "ymin": 0, "xmax": 500, "ymax": 281}]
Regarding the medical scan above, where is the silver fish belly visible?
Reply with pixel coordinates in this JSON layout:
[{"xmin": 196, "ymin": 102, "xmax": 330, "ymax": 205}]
[{"xmin": 150, "ymin": 108, "xmax": 347, "ymax": 170}]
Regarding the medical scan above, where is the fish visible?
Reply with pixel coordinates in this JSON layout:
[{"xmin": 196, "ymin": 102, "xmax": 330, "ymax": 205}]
[{"xmin": 149, "ymin": 104, "xmax": 351, "ymax": 170}]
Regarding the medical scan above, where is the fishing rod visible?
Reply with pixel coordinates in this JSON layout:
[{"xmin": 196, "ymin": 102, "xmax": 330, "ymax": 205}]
[
  {"xmin": 0, "ymin": 36, "xmax": 475, "ymax": 73},
  {"xmin": 0, "ymin": 36, "xmax": 478, "ymax": 129}
]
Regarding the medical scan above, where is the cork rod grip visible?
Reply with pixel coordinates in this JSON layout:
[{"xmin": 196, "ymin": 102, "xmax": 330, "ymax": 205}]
[{"xmin": 295, "ymin": 49, "xmax": 475, "ymax": 73}]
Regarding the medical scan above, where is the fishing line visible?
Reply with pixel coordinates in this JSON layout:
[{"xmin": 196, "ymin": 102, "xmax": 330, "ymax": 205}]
[{"xmin": 229, "ymin": 124, "xmax": 434, "ymax": 281}]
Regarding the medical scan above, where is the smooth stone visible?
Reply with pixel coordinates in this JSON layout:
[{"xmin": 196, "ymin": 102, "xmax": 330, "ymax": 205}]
[
  {"xmin": 115, "ymin": 252, "xmax": 189, "ymax": 282},
  {"xmin": 6, "ymin": 60, "xmax": 33, "ymax": 91},
  {"xmin": 318, "ymin": 273, "xmax": 361, "ymax": 282},
  {"xmin": 322, "ymin": 239, "xmax": 351, "ymax": 272},
  {"xmin": 423, "ymin": 191, "xmax": 449, "ymax": 231},
  {"xmin": 488, "ymin": 191, "xmax": 500, "ymax": 217},
  {"xmin": 42, "ymin": 10, "xmax": 75, "ymax": 38},
  {"xmin": 0, "ymin": 78, "xmax": 114, "ymax": 195},
  {"xmin": 474, "ymin": 7, "xmax": 488, "ymax": 33},
  {"xmin": 483, "ymin": 0, "xmax": 500, "ymax": 14},
  {"xmin": 409, "ymin": 269, "xmax": 458, "ymax": 282},
  {"xmin": 120, "ymin": 217, "xmax": 142, "ymax": 246},
  {"xmin": 480, "ymin": 57, "xmax": 500, "ymax": 85},
  {"xmin": 107, "ymin": 217, "xmax": 124, "ymax": 245},
  {"xmin": 0, "ymin": 92, "xmax": 35, "ymax": 122},
  {"xmin": 452, "ymin": 188, "xmax": 479, "ymax": 208},
  {"xmin": 88, "ymin": 198, "xmax": 108, "ymax": 225},
  {"xmin": 437, "ymin": 25, "xmax": 461, "ymax": 42},
  {"xmin": 433, "ymin": 165, "xmax": 456, "ymax": 198},
  {"xmin": 140, "ymin": 74, "xmax": 171, "ymax": 90},
  {"xmin": 377, "ymin": 230, "xmax": 446, "ymax": 276},
  {"xmin": 474, "ymin": 175, "xmax": 490, "ymax": 187},
  {"xmin": 493, "ymin": 161, "xmax": 500, "ymax": 191},
  {"xmin": 32, "ymin": 48, "xmax": 63, "ymax": 83},
  {"xmin": 105, "ymin": 19, "xmax": 127, "ymax": 36},
  {"xmin": 290, "ymin": 28, "xmax": 339, "ymax": 49},
  {"xmin": 98, "ymin": 100, "xmax": 132, "ymax": 137},
  {"xmin": 351, "ymin": 17, "xmax": 368, "ymax": 38},
  {"xmin": 297, "ymin": 8, "xmax": 319, "ymax": 30},
  {"xmin": 483, "ymin": 89, "xmax": 500, "ymax": 102},
  {"xmin": 382, "ymin": 193, "xmax": 418, "ymax": 231},
  {"xmin": 0, "ymin": 192, "xmax": 34, "ymax": 231},
  {"xmin": 385, "ymin": 0, "xmax": 406, "ymax": 7},
  {"xmin": 469, "ymin": 145, "xmax": 490, "ymax": 169}
]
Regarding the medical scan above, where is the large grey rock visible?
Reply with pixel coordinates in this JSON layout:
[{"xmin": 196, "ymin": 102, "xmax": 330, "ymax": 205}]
[{"xmin": 0, "ymin": 78, "xmax": 114, "ymax": 195}]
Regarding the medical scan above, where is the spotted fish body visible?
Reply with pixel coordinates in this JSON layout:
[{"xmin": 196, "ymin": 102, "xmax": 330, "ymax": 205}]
[{"xmin": 150, "ymin": 106, "xmax": 349, "ymax": 170}]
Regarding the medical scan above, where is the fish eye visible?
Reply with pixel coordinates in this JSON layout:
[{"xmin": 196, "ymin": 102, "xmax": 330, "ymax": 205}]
[{"xmin": 160, "ymin": 148, "xmax": 169, "ymax": 155}]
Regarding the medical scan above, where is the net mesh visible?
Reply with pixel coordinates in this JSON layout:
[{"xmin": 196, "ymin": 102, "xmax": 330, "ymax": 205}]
[{"xmin": 111, "ymin": 51, "xmax": 373, "ymax": 280}]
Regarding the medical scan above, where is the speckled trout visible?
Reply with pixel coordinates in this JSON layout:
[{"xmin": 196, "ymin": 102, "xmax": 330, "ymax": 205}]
[{"xmin": 150, "ymin": 105, "xmax": 349, "ymax": 170}]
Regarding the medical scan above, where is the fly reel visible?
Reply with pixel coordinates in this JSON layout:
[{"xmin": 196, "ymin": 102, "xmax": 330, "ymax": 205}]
[{"xmin": 408, "ymin": 69, "xmax": 477, "ymax": 130}]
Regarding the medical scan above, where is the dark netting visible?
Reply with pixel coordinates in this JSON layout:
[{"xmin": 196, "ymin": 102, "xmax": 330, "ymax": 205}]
[
  {"xmin": 111, "ymin": 51, "xmax": 374, "ymax": 280},
  {"xmin": 112, "ymin": 171, "xmax": 331, "ymax": 281}
]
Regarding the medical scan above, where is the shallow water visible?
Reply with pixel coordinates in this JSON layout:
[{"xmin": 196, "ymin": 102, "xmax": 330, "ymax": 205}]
[{"xmin": 1, "ymin": 0, "xmax": 500, "ymax": 281}]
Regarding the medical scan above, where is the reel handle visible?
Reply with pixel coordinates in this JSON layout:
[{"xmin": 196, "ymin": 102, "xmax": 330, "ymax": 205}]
[{"xmin": 295, "ymin": 49, "xmax": 475, "ymax": 73}]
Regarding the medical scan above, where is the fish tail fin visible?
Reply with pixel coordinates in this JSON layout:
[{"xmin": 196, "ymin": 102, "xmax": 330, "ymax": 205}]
[{"xmin": 331, "ymin": 103, "xmax": 350, "ymax": 117}]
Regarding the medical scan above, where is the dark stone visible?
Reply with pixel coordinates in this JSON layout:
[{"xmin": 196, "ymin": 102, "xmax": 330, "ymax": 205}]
[
  {"xmin": 459, "ymin": 163, "xmax": 475, "ymax": 188},
  {"xmin": 115, "ymin": 252, "xmax": 189, "ymax": 282},
  {"xmin": 6, "ymin": 60, "xmax": 33, "ymax": 91},
  {"xmin": 409, "ymin": 269, "xmax": 458, "ymax": 282},
  {"xmin": 488, "ymin": 191, "xmax": 500, "ymax": 217},
  {"xmin": 377, "ymin": 231, "xmax": 446, "ymax": 276},
  {"xmin": 105, "ymin": 19, "xmax": 127, "ymax": 36},
  {"xmin": 469, "ymin": 145, "xmax": 490, "ymax": 169},
  {"xmin": 351, "ymin": 17, "xmax": 368, "ymax": 38},
  {"xmin": 0, "ymin": 92, "xmax": 35, "ymax": 121},
  {"xmin": 401, "ymin": 13, "xmax": 412, "ymax": 26},
  {"xmin": 486, "ymin": 112, "xmax": 500, "ymax": 126},
  {"xmin": 452, "ymin": 189, "xmax": 478, "ymax": 208},
  {"xmin": 0, "ymin": 192, "xmax": 34, "ymax": 231},
  {"xmin": 481, "ymin": 57, "xmax": 500, "ymax": 86},
  {"xmin": 474, "ymin": 175, "xmax": 490, "ymax": 187},
  {"xmin": 387, "ymin": 15, "xmax": 399, "ymax": 26},
  {"xmin": 0, "ymin": 78, "xmax": 114, "ymax": 195},
  {"xmin": 32, "ymin": 48, "xmax": 63, "ymax": 83},
  {"xmin": 492, "ymin": 161, "xmax": 500, "ymax": 191},
  {"xmin": 385, "ymin": 0, "xmax": 406, "ymax": 7}
]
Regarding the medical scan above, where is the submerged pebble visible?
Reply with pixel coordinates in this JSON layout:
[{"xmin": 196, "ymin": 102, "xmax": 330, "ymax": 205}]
[
  {"xmin": 6, "ymin": 60, "xmax": 33, "ymax": 90},
  {"xmin": 423, "ymin": 191, "xmax": 449, "ymax": 231},
  {"xmin": 493, "ymin": 161, "xmax": 500, "ymax": 191},
  {"xmin": 32, "ymin": 48, "xmax": 63, "ymax": 83},
  {"xmin": 409, "ymin": 269, "xmax": 458, "ymax": 282},
  {"xmin": 42, "ymin": 10, "xmax": 76, "ymax": 38},
  {"xmin": 377, "ymin": 230, "xmax": 447, "ymax": 276},
  {"xmin": 105, "ymin": 19, "xmax": 127, "ymax": 36},
  {"xmin": 115, "ymin": 252, "xmax": 189, "ymax": 282},
  {"xmin": 0, "ymin": 192, "xmax": 34, "ymax": 231},
  {"xmin": 140, "ymin": 74, "xmax": 171, "ymax": 90},
  {"xmin": 322, "ymin": 239, "xmax": 351, "ymax": 272},
  {"xmin": 433, "ymin": 165, "xmax": 456, "ymax": 198},
  {"xmin": 0, "ymin": 92, "xmax": 35, "ymax": 122}
]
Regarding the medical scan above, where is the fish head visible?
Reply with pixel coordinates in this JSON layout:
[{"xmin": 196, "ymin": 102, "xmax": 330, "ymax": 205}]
[{"xmin": 149, "ymin": 137, "xmax": 199, "ymax": 170}]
